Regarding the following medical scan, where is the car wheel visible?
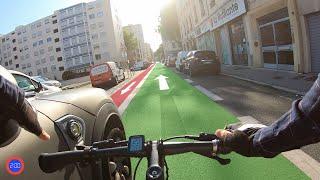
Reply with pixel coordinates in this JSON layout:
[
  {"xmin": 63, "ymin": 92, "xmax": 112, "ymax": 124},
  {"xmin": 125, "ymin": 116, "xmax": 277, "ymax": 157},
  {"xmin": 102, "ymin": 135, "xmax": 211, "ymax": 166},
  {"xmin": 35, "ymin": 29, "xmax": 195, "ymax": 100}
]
[
  {"xmin": 101, "ymin": 123, "xmax": 131, "ymax": 180},
  {"xmin": 189, "ymin": 68, "xmax": 194, "ymax": 77},
  {"xmin": 122, "ymin": 73, "xmax": 125, "ymax": 81}
]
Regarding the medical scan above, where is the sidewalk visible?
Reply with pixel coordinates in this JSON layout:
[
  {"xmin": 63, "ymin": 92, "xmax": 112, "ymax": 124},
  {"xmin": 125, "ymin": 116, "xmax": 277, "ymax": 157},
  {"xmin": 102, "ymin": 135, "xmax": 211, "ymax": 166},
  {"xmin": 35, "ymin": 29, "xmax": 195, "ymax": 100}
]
[{"xmin": 222, "ymin": 65, "xmax": 317, "ymax": 95}]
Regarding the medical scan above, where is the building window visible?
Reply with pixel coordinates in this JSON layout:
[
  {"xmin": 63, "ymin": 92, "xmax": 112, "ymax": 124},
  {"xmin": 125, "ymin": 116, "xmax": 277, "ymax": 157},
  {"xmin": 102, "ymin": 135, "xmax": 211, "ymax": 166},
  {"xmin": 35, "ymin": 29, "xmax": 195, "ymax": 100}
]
[
  {"xmin": 56, "ymin": 48, "xmax": 61, "ymax": 52},
  {"xmin": 39, "ymin": 40, "xmax": 44, "ymax": 45},
  {"xmin": 52, "ymin": 19, "xmax": 58, "ymax": 24},
  {"xmin": 53, "ymin": 29, "xmax": 59, "ymax": 33},
  {"xmin": 33, "ymin": 42, "xmax": 37, "ymax": 47},
  {"xmin": 59, "ymin": 66, "xmax": 64, "ymax": 71},
  {"xmin": 14, "ymin": 55, "xmax": 18, "ymax": 60},
  {"xmin": 46, "ymin": 28, "xmax": 51, "ymax": 33},
  {"xmin": 51, "ymin": 65, "xmax": 56, "ymax": 71},
  {"xmin": 13, "ymin": 47, "xmax": 17, "ymax": 51},
  {"xmin": 9, "ymin": 60, "xmax": 13, "ymax": 65},
  {"xmin": 93, "ymin": 44, "xmax": 100, "ymax": 51},
  {"xmin": 98, "ymin": 22, "xmax": 104, "ymax": 28},
  {"xmin": 22, "ymin": 64, "xmax": 26, "ymax": 69},
  {"xmin": 23, "ymin": 37, "xmax": 27, "ymax": 42},
  {"xmin": 36, "ymin": 60, "xmax": 40, "ymax": 65},
  {"xmin": 37, "ymin": 69, "xmax": 42, "ymax": 75},
  {"xmin": 97, "ymin": 11, "xmax": 103, "ymax": 17},
  {"xmin": 45, "ymin": 19, "xmax": 50, "ymax": 24},
  {"xmin": 48, "ymin": 46, "xmax": 53, "ymax": 52},
  {"xmin": 5, "ymin": 62, "xmax": 8, "ymax": 66},
  {"xmin": 209, "ymin": 0, "xmax": 215, "ymax": 8},
  {"xmin": 95, "ymin": 54, "xmax": 101, "ymax": 60},
  {"xmin": 32, "ymin": 33, "xmax": 37, "ymax": 38},
  {"xmin": 36, "ymin": 22, "xmax": 41, "ymax": 27},
  {"xmin": 43, "ymin": 67, "xmax": 48, "ymax": 74},
  {"xmin": 89, "ymin": 14, "xmax": 95, "ymax": 19},
  {"xmin": 40, "ymin": 49, "xmax": 45, "ymax": 55},
  {"xmin": 16, "ymin": 64, "xmax": 19, "ymax": 68},
  {"xmin": 37, "ymin": 31, "xmax": 42, "ymax": 37},
  {"xmin": 50, "ymin": 56, "xmax": 55, "ymax": 61},
  {"xmin": 12, "ymin": 39, "xmax": 16, "ymax": 43},
  {"xmin": 54, "ymin": 38, "xmax": 60, "ymax": 42},
  {"xmin": 47, "ymin": 37, "xmax": 52, "ymax": 43},
  {"xmin": 57, "ymin": 57, "xmax": 63, "ymax": 62},
  {"xmin": 34, "ymin": 51, "xmax": 39, "ymax": 56}
]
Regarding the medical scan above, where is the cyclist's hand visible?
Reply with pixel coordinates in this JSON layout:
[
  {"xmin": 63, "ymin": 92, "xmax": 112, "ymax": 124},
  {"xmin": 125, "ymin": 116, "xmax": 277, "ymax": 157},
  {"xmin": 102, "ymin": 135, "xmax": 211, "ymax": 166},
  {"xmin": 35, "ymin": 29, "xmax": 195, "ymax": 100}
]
[
  {"xmin": 17, "ymin": 99, "xmax": 50, "ymax": 141},
  {"xmin": 215, "ymin": 129, "xmax": 252, "ymax": 157},
  {"xmin": 215, "ymin": 123, "xmax": 266, "ymax": 157}
]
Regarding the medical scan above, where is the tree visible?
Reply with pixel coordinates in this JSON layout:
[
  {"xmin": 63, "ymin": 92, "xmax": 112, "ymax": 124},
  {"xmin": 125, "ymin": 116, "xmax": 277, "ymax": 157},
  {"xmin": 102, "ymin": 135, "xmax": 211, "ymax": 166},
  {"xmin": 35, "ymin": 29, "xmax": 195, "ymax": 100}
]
[
  {"xmin": 154, "ymin": 44, "xmax": 164, "ymax": 61},
  {"xmin": 157, "ymin": 1, "xmax": 181, "ymax": 42},
  {"xmin": 123, "ymin": 29, "xmax": 138, "ymax": 62}
]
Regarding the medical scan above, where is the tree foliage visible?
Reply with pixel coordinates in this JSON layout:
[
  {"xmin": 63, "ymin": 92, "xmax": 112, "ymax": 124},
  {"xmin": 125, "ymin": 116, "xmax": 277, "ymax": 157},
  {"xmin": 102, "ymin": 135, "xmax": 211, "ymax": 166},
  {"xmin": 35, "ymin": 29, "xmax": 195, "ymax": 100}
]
[
  {"xmin": 123, "ymin": 29, "xmax": 138, "ymax": 61},
  {"xmin": 154, "ymin": 44, "xmax": 164, "ymax": 61},
  {"xmin": 158, "ymin": 1, "xmax": 181, "ymax": 41}
]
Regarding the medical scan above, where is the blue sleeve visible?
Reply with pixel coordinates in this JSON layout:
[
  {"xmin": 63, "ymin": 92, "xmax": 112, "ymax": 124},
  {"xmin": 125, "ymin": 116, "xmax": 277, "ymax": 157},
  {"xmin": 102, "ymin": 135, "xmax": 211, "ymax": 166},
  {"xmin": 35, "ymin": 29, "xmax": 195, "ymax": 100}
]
[{"xmin": 252, "ymin": 74, "xmax": 320, "ymax": 158}]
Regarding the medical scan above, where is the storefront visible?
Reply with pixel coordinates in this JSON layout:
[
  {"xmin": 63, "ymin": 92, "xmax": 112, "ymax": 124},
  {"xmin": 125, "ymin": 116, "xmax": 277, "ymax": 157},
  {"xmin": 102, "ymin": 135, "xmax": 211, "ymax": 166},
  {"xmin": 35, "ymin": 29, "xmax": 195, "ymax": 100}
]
[
  {"xmin": 211, "ymin": 0, "xmax": 248, "ymax": 65},
  {"xmin": 257, "ymin": 8, "xmax": 294, "ymax": 71},
  {"xmin": 307, "ymin": 12, "xmax": 320, "ymax": 73},
  {"xmin": 196, "ymin": 19, "xmax": 216, "ymax": 51}
]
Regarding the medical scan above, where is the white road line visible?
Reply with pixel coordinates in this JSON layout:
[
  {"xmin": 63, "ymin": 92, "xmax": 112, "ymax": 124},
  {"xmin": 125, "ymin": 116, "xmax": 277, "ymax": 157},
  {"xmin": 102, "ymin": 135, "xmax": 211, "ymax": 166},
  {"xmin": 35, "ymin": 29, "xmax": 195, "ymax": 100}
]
[
  {"xmin": 118, "ymin": 65, "xmax": 155, "ymax": 115},
  {"xmin": 185, "ymin": 79, "xmax": 194, "ymax": 83},
  {"xmin": 194, "ymin": 85, "xmax": 223, "ymax": 101},
  {"xmin": 238, "ymin": 116, "xmax": 320, "ymax": 179}
]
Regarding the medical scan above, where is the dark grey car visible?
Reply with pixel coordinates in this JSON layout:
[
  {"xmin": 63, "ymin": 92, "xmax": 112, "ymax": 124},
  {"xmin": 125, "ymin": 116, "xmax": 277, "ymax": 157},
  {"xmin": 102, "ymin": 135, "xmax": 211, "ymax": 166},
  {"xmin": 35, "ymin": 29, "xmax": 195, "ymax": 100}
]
[
  {"xmin": 184, "ymin": 50, "xmax": 221, "ymax": 77},
  {"xmin": 0, "ymin": 86, "xmax": 131, "ymax": 179}
]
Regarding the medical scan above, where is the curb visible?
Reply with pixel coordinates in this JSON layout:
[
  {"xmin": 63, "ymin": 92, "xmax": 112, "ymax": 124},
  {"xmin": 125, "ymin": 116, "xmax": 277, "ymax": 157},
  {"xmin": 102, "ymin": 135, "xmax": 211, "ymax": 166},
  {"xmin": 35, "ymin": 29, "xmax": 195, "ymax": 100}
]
[{"xmin": 221, "ymin": 73, "xmax": 306, "ymax": 96}]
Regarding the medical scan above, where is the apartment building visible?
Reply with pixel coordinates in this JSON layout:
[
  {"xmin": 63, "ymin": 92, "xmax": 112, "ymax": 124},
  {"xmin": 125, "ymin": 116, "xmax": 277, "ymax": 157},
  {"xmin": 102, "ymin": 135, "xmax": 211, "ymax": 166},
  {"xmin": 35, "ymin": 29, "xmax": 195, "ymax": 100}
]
[
  {"xmin": 0, "ymin": 0, "xmax": 126, "ymax": 80},
  {"xmin": 176, "ymin": 0, "xmax": 320, "ymax": 74},
  {"xmin": 0, "ymin": 14, "xmax": 64, "ymax": 79},
  {"xmin": 143, "ymin": 43, "xmax": 154, "ymax": 62},
  {"xmin": 123, "ymin": 24, "xmax": 146, "ymax": 60}
]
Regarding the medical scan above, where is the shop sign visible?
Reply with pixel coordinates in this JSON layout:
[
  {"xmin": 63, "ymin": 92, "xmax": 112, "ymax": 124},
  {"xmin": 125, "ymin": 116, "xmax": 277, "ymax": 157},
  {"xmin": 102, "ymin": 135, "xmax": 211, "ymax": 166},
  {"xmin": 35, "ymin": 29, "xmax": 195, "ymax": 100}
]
[
  {"xmin": 211, "ymin": 0, "xmax": 247, "ymax": 30},
  {"xmin": 198, "ymin": 19, "xmax": 213, "ymax": 37}
]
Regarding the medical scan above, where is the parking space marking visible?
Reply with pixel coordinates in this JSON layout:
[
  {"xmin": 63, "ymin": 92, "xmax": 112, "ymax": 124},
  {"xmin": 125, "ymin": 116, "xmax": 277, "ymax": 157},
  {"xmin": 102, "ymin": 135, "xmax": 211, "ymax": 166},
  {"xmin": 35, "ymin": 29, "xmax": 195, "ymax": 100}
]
[
  {"xmin": 194, "ymin": 85, "xmax": 223, "ymax": 101},
  {"xmin": 184, "ymin": 79, "xmax": 194, "ymax": 83},
  {"xmin": 238, "ymin": 116, "xmax": 320, "ymax": 179}
]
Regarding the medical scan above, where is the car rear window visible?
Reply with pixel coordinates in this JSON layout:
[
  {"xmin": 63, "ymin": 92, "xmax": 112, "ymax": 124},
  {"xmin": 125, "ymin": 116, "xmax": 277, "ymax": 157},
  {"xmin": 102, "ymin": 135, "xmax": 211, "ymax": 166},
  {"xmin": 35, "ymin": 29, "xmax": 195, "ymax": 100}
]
[
  {"xmin": 91, "ymin": 64, "xmax": 109, "ymax": 76},
  {"xmin": 195, "ymin": 51, "xmax": 216, "ymax": 60}
]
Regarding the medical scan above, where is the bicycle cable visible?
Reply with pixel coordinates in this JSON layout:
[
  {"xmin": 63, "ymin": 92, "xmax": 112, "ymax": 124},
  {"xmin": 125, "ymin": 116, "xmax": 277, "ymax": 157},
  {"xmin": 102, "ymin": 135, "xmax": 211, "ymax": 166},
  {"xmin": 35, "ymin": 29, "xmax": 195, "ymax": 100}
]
[{"xmin": 133, "ymin": 157, "xmax": 143, "ymax": 180}]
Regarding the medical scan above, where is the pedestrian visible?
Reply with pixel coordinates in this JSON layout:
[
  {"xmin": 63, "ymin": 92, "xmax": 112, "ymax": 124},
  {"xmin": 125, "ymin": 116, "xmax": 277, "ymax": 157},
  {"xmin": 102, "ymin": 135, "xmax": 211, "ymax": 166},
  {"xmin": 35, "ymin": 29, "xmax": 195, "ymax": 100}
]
[
  {"xmin": 215, "ymin": 74, "xmax": 320, "ymax": 158},
  {"xmin": 0, "ymin": 66, "xmax": 50, "ymax": 142}
]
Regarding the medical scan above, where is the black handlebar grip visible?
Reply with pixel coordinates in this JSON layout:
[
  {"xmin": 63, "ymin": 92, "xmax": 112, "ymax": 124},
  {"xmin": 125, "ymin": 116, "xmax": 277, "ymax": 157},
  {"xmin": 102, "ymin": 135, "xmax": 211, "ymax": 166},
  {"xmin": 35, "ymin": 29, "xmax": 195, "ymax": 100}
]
[{"xmin": 38, "ymin": 151, "xmax": 86, "ymax": 173}]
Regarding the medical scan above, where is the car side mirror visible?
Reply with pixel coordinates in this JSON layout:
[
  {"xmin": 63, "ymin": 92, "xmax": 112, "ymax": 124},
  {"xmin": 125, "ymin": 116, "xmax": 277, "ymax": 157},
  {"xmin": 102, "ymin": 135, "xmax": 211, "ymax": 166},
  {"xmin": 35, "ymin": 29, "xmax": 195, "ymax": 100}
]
[{"xmin": 35, "ymin": 81, "xmax": 43, "ymax": 93}]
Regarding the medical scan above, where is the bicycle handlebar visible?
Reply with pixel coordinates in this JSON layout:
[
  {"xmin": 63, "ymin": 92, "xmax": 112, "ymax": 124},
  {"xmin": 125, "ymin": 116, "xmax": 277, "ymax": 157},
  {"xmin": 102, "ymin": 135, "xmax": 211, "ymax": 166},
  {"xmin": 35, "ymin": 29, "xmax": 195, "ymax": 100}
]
[{"xmin": 39, "ymin": 134, "xmax": 230, "ymax": 179}]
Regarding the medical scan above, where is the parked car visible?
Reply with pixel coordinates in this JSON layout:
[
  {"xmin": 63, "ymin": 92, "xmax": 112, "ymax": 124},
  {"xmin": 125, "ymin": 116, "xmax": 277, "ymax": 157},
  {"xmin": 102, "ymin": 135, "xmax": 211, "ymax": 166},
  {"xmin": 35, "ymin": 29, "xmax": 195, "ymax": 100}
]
[
  {"xmin": 90, "ymin": 62, "xmax": 125, "ymax": 88},
  {"xmin": 0, "ymin": 66, "xmax": 131, "ymax": 180},
  {"xmin": 175, "ymin": 51, "xmax": 189, "ymax": 72},
  {"xmin": 165, "ymin": 57, "xmax": 176, "ymax": 67},
  {"xmin": 131, "ymin": 61, "xmax": 150, "ymax": 71},
  {"xmin": 184, "ymin": 50, "xmax": 220, "ymax": 77},
  {"xmin": 9, "ymin": 70, "xmax": 61, "ymax": 98},
  {"xmin": 32, "ymin": 76, "xmax": 62, "ymax": 88}
]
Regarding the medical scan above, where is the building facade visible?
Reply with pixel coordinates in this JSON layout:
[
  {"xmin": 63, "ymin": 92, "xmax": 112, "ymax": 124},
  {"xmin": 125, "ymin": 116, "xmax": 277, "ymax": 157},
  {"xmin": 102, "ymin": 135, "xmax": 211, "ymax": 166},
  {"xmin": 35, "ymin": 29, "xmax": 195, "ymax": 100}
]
[
  {"xmin": 176, "ymin": 0, "xmax": 320, "ymax": 74},
  {"xmin": 143, "ymin": 43, "xmax": 154, "ymax": 62},
  {"xmin": 123, "ymin": 24, "xmax": 146, "ymax": 60},
  {"xmin": 0, "ymin": 0, "xmax": 125, "ymax": 80}
]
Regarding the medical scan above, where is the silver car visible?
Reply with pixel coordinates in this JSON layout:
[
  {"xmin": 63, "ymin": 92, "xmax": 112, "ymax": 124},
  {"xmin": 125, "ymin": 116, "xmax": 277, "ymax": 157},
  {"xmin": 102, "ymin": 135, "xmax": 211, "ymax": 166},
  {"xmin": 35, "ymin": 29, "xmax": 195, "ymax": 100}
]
[{"xmin": 32, "ymin": 76, "xmax": 62, "ymax": 88}]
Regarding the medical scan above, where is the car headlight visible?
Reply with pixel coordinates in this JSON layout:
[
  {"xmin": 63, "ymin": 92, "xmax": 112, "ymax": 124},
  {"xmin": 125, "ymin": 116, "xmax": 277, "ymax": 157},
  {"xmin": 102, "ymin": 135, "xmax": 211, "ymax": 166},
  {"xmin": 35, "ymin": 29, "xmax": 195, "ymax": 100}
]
[{"xmin": 67, "ymin": 120, "xmax": 82, "ymax": 140}]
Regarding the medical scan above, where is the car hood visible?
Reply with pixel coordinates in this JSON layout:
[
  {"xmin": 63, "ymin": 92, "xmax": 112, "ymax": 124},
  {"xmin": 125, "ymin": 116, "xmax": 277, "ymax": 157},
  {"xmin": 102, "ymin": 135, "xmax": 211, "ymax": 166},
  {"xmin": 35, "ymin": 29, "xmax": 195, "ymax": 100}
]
[{"xmin": 32, "ymin": 88, "xmax": 114, "ymax": 116}]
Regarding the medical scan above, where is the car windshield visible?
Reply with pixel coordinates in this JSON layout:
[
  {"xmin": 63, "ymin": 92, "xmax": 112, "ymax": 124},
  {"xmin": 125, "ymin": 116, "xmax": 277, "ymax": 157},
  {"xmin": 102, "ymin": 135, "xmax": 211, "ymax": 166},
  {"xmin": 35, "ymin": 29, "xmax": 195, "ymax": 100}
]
[
  {"xmin": 33, "ymin": 76, "xmax": 49, "ymax": 82},
  {"xmin": 13, "ymin": 74, "xmax": 36, "ymax": 92},
  {"xmin": 195, "ymin": 51, "xmax": 216, "ymax": 60}
]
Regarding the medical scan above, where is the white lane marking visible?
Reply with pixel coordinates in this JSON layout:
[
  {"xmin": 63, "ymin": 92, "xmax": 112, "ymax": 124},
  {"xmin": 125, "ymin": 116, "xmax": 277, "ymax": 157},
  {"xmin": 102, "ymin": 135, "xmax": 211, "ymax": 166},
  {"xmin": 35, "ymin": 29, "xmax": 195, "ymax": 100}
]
[
  {"xmin": 155, "ymin": 75, "xmax": 169, "ymax": 91},
  {"xmin": 238, "ymin": 116, "xmax": 320, "ymax": 179},
  {"xmin": 185, "ymin": 79, "xmax": 194, "ymax": 83},
  {"xmin": 194, "ymin": 85, "xmax": 223, "ymax": 101},
  {"xmin": 118, "ymin": 65, "xmax": 155, "ymax": 115},
  {"xmin": 120, "ymin": 81, "xmax": 136, "ymax": 95}
]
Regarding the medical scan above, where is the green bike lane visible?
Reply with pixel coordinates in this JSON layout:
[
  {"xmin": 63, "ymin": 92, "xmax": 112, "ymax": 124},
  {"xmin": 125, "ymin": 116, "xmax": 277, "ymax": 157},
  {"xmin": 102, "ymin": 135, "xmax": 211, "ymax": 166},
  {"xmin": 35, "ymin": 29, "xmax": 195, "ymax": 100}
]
[{"xmin": 122, "ymin": 64, "xmax": 308, "ymax": 179}]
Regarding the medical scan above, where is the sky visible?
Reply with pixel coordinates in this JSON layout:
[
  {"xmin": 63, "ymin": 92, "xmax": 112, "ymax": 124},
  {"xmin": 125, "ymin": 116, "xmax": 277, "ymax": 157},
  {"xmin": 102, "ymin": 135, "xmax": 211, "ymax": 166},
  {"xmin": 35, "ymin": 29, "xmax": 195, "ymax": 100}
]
[{"xmin": 0, "ymin": 0, "xmax": 169, "ymax": 51}]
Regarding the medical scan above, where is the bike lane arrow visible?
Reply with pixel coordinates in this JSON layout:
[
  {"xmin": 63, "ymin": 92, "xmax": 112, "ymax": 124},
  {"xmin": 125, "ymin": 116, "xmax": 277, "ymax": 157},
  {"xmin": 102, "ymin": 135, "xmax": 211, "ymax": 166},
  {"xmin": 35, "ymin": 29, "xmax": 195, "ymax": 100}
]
[{"xmin": 155, "ymin": 75, "xmax": 169, "ymax": 90}]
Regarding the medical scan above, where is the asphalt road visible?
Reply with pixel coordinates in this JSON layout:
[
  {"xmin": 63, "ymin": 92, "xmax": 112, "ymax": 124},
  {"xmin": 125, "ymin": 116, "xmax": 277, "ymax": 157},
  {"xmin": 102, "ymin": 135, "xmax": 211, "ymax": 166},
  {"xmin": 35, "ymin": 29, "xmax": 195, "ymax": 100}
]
[{"xmin": 171, "ymin": 67, "xmax": 320, "ymax": 163}]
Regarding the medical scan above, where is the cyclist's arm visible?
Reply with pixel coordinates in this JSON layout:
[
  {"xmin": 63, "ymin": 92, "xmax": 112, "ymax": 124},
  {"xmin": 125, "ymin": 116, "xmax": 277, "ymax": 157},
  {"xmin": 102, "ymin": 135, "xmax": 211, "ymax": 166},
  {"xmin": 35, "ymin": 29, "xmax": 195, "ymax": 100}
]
[
  {"xmin": 0, "ymin": 75, "xmax": 43, "ymax": 136},
  {"xmin": 252, "ymin": 74, "xmax": 320, "ymax": 158}
]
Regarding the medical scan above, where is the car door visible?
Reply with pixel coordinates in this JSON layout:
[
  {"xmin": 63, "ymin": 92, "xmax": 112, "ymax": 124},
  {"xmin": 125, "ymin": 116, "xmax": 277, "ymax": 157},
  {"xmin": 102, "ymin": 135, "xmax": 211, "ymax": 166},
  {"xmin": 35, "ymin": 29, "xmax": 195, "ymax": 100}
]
[{"xmin": 0, "ymin": 111, "xmax": 81, "ymax": 179}]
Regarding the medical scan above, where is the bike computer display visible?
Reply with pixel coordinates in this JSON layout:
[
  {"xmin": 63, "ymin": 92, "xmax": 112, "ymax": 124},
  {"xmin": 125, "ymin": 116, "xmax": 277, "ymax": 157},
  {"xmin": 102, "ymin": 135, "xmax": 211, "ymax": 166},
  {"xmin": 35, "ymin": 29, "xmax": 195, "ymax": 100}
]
[{"xmin": 128, "ymin": 135, "xmax": 145, "ymax": 152}]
